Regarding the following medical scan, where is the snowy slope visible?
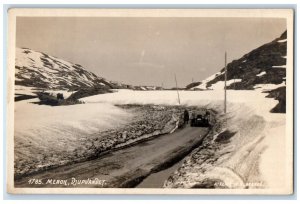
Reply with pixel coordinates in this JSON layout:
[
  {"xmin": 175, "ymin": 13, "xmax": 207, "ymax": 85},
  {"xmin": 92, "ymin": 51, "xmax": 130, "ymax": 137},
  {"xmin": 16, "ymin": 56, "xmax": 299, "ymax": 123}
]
[
  {"xmin": 15, "ymin": 47, "xmax": 113, "ymax": 90},
  {"xmin": 188, "ymin": 31, "xmax": 287, "ymax": 91}
]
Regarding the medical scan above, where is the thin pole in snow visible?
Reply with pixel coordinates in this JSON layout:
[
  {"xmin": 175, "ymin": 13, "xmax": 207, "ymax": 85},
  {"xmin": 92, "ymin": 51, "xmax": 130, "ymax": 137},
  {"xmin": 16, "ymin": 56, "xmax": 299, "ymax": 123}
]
[
  {"xmin": 224, "ymin": 52, "xmax": 227, "ymax": 113},
  {"xmin": 174, "ymin": 74, "xmax": 181, "ymax": 105},
  {"xmin": 234, "ymin": 77, "xmax": 236, "ymax": 90}
]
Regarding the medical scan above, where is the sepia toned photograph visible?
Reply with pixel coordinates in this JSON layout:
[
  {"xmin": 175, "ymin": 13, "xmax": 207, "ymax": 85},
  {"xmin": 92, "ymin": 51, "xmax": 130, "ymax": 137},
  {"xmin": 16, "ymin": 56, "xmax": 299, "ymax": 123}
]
[{"xmin": 6, "ymin": 9, "xmax": 294, "ymax": 194}]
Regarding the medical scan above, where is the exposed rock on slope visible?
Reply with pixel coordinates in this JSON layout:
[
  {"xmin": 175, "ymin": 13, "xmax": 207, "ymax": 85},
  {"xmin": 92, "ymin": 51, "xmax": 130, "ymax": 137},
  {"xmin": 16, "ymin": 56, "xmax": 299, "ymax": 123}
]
[
  {"xmin": 15, "ymin": 47, "xmax": 114, "ymax": 90},
  {"xmin": 187, "ymin": 31, "xmax": 287, "ymax": 90}
]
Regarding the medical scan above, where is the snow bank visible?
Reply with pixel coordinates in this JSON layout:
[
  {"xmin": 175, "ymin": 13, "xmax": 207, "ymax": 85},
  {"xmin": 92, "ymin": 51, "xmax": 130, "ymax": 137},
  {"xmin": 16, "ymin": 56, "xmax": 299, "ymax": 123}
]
[
  {"xmin": 14, "ymin": 95, "xmax": 184, "ymax": 177},
  {"xmin": 15, "ymin": 100, "xmax": 131, "ymax": 136},
  {"xmin": 192, "ymin": 74, "xmax": 240, "ymax": 90},
  {"xmin": 210, "ymin": 79, "xmax": 242, "ymax": 90},
  {"xmin": 83, "ymin": 88, "xmax": 282, "ymax": 120},
  {"xmin": 254, "ymin": 82, "xmax": 286, "ymax": 91},
  {"xmin": 15, "ymin": 85, "xmax": 74, "ymax": 98},
  {"xmin": 277, "ymin": 39, "xmax": 287, "ymax": 43},
  {"xmin": 153, "ymin": 89, "xmax": 287, "ymax": 191},
  {"xmin": 193, "ymin": 72, "xmax": 223, "ymax": 90},
  {"xmin": 273, "ymin": 65, "xmax": 287, "ymax": 69},
  {"xmin": 256, "ymin": 71, "xmax": 266, "ymax": 77},
  {"xmin": 82, "ymin": 90, "xmax": 280, "ymax": 123},
  {"xmin": 14, "ymin": 99, "xmax": 134, "ymax": 175},
  {"xmin": 83, "ymin": 89, "xmax": 289, "ymax": 190}
]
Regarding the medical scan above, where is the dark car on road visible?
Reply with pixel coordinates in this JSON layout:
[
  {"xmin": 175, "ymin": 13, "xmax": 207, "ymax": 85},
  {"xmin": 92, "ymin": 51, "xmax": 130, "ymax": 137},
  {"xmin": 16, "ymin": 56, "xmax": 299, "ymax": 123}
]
[{"xmin": 190, "ymin": 113, "xmax": 210, "ymax": 127}]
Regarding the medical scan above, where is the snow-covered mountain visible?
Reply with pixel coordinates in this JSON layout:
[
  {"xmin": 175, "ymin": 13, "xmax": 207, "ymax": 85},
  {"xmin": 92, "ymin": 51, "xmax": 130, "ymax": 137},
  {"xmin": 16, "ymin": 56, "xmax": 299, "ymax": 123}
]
[
  {"xmin": 187, "ymin": 31, "xmax": 287, "ymax": 91},
  {"xmin": 15, "ymin": 47, "xmax": 116, "ymax": 90},
  {"xmin": 15, "ymin": 47, "xmax": 163, "ymax": 92}
]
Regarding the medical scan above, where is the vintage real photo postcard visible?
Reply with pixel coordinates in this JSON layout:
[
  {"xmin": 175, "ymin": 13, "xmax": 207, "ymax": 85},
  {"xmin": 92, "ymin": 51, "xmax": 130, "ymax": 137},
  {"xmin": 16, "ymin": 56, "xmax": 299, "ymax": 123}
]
[{"xmin": 6, "ymin": 9, "xmax": 294, "ymax": 194}]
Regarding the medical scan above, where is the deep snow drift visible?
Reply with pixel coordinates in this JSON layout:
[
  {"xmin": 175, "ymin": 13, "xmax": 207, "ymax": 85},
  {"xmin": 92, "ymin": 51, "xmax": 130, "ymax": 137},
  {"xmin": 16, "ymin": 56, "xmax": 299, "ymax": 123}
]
[
  {"xmin": 14, "ymin": 98, "xmax": 134, "ymax": 176},
  {"xmin": 14, "ymin": 96, "xmax": 182, "ymax": 177},
  {"xmin": 82, "ymin": 89, "xmax": 290, "ymax": 191}
]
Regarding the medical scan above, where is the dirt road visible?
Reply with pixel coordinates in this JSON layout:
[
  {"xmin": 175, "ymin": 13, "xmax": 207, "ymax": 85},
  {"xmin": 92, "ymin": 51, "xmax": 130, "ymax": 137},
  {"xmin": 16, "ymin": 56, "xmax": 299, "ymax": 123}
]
[{"xmin": 15, "ymin": 126, "xmax": 209, "ymax": 188}]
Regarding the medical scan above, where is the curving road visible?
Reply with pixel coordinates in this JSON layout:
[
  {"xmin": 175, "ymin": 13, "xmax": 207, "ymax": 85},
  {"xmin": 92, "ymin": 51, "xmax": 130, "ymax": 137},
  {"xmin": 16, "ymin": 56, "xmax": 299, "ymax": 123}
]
[{"xmin": 15, "ymin": 126, "xmax": 209, "ymax": 188}]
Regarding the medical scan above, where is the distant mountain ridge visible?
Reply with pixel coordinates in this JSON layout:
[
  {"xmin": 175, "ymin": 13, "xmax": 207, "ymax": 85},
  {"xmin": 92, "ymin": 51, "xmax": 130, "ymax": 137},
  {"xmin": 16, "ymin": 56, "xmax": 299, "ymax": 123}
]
[{"xmin": 15, "ymin": 47, "xmax": 163, "ymax": 92}]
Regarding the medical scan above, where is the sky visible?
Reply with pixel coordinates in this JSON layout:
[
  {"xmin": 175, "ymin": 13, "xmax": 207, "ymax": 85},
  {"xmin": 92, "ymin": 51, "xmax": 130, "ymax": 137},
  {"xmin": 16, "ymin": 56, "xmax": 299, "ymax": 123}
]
[{"xmin": 16, "ymin": 17, "xmax": 286, "ymax": 88}]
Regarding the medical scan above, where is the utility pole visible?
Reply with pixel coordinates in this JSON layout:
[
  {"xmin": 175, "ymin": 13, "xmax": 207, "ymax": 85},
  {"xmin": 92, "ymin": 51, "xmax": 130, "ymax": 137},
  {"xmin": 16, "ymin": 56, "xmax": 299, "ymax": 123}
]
[
  {"xmin": 224, "ymin": 52, "xmax": 227, "ymax": 114},
  {"xmin": 174, "ymin": 73, "xmax": 181, "ymax": 105}
]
